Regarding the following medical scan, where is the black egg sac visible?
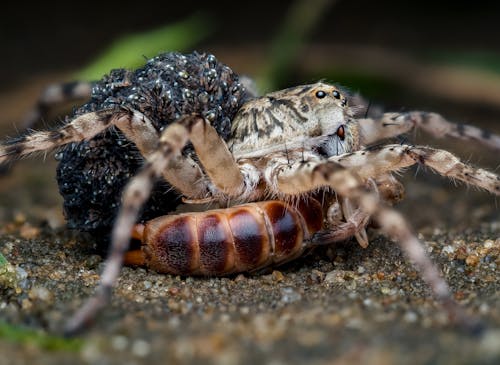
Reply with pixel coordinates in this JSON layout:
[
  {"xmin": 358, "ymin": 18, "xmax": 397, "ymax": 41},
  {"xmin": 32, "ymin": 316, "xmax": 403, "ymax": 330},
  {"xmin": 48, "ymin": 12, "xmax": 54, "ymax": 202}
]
[{"xmin": 55, "ymin": 52, "xmax": 250, "ymax": 242}]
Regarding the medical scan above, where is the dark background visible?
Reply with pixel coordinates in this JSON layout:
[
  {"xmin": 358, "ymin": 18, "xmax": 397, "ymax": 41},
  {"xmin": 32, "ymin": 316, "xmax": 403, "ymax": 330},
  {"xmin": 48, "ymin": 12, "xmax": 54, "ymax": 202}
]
[{"xmin": 1, "ymin": 0, "xmax": 499, "ymax": 89}]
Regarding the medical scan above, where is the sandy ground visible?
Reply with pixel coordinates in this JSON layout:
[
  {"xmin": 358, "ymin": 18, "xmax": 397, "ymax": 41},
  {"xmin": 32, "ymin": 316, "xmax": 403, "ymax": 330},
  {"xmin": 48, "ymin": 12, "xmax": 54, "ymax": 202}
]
[{"xmin": 0, "ymin": 76, "xmax": 499, "ymax": 365}]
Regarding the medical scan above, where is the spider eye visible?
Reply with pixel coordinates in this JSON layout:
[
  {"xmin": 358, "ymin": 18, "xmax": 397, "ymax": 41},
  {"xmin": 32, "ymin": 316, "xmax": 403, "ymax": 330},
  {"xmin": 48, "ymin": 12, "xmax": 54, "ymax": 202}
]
[
  {"xmin": 315, "ymin": 90, "xmax": 327, "ymax": 99},
  {"xmin": 336, "ymin": 125, "xmax": 345, "ymax": 140},
  {"xmin": 333, "ymin": 90, "xmax": 341, "ymax": 99}
]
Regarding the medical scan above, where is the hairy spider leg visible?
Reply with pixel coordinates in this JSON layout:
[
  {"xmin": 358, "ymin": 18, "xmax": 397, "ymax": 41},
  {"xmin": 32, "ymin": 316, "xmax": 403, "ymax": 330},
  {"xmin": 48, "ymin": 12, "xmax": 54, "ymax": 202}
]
[
  {"xmin": 313, "ymin": 208, "xmax": 370, "ymax": 243},
  {"xmin": 0, "ymin": 108, "xmax": 158, "ymax": 164},
  {"xmin": 22, "ymin": 81, "xmax": 93, "ymax": 130},
  {"xmin": 358, "ymin": 111, "xmax": 500, "ymax": 151},
  {"xmin": 329, "ymin": 144, "xmax": 500, "ymax": 195}
]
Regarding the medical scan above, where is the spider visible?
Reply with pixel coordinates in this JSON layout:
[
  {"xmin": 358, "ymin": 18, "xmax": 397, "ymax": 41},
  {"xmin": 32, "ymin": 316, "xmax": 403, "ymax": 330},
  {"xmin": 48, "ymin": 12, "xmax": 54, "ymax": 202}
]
[{"xmin": 0, "ymin": 51, "xmax": 499, "ymax": 335}]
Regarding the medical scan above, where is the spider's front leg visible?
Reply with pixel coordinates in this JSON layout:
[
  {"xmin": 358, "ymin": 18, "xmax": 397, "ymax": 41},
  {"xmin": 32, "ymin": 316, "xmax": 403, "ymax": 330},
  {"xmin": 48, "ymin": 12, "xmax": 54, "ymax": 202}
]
[
  {"xmin": 358, "ymin": 111, "xmax": 500, "ymax": 151},
  {"xmin": 330, "ymin": 144, "xmax": 500, "ymax": 195},
  {"xmin": 270, "ymin": 159, "xmax": 483, "ymax": 332},
  {"xmin": 64, "ymin": 114, "xmax": 247, "ymax": 335}
]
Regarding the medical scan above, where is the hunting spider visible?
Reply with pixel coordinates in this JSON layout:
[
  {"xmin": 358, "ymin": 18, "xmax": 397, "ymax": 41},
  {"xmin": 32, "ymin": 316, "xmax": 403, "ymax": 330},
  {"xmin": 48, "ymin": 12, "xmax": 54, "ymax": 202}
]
[{"xmin": 0, "ymin": 52, "xmax": 498, "ymax": 335}]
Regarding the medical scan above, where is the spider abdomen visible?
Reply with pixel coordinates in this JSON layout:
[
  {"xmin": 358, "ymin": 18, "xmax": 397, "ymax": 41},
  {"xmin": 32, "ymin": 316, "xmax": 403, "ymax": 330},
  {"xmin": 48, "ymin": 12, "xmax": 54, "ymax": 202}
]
[{"xmin": 127, "ymin": 199, "xmax": 324, "ymax": 275}]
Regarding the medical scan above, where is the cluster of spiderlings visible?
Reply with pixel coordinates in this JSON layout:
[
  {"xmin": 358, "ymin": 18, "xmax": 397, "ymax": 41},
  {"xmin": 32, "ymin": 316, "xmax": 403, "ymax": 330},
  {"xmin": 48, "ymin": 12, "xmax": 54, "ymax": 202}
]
[{"xmin": 56, "ymin": 52, "xmax": 250, "ymax": 243}]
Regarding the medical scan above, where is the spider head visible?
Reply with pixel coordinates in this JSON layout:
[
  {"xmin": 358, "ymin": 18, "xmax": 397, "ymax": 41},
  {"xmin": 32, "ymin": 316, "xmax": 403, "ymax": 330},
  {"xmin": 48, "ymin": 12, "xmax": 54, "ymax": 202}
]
[
  {"xmin": 302, "ymin": 82, "xmax": 360, "ymax": 156},
  {"xmin": 309, "ymin": 83, "xmax": 348, "ymax": 109}
]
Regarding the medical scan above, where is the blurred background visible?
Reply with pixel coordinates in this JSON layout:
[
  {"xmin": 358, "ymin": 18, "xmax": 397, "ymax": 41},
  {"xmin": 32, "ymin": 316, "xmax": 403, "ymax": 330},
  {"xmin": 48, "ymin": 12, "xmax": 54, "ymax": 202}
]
[
  {"xmin": 0, "ymin": 1, "xmax": 499, "ymax": 362},
  {"xmin": 1, "ymin": 0, "xmax": 500, "ymax": 99},
  {"xmin": 0, "ymin": 0, "xmax": 499, "ymax": 226}
]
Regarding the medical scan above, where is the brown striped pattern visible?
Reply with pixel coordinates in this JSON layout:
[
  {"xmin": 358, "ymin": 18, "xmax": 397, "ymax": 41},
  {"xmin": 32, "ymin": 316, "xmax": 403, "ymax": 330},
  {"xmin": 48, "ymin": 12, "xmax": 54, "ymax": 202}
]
[
  {"xmin": 259, "ymin": 201, "xmax": 303, "ymax": 264},
  {"xmin": 227, "ymin": 207, "xmax": 270, "ymax": 272},
  {"xmin": 197, "ymin": 213, "xmax": 234, "ymax": 274},
  {"xmin": 139, "ymin": 199, "xmax": 324, "ymax": 275},
  {"xmin": 145, "ymin": 215, "xmax": 197, "ymax": 274}
]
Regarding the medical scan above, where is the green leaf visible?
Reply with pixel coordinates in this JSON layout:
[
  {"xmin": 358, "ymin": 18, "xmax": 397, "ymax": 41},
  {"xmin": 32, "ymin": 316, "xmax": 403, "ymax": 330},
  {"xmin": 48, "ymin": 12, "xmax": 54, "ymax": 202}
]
[
  {"xmin": 0, "ymin": 321, "xmax": 83, "ymax": 351},
  {"xmin": 75, "ymin": 13, "xmax": 213, "ymax": 81},
  {"xmin": 0, "ymin": 253, "xmax": 7, "ymax": 267}
]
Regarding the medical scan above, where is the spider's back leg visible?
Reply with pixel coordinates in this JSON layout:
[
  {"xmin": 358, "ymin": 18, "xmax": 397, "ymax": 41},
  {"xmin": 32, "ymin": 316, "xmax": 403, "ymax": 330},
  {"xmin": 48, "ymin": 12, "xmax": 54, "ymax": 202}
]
[{"xmin": 23, "ymin": 81, "xmax": 93, "ymax": 130}]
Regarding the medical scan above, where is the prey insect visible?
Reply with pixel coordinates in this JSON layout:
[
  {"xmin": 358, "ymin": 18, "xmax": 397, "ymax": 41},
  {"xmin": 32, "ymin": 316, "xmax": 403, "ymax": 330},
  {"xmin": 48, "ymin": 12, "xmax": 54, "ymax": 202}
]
[{"xmin": 1, "ymin": 51, "xmax": 499, "ymax": 335}]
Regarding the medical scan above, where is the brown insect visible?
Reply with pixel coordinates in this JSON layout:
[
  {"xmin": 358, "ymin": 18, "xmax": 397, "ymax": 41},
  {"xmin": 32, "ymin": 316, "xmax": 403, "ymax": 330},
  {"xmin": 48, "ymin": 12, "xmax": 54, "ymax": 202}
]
[
  {"xmin": 1, "ymin": 52, "xmax": 499, "ymax": 335},
  {"xmin": 124, "ymin": 199, "xmax": 325, "ymax": 275}
]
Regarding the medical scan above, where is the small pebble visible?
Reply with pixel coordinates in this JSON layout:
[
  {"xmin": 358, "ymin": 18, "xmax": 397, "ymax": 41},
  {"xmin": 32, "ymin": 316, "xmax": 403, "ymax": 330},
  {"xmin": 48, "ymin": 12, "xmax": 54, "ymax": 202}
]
[
  {"xmin": 403, "ymin": 311, "xmax": 418, "ymax": 323},
  {"xmin": 28, "ymin": 286, "xmax": 53, "ymax": 303},
  {"xmin": 483, "ymin": 240, "xmax": 494, "ymax": 249},
  {"xmin": 13, "ymin": 212, "xmax": 26, "ymax": 225},
  {"xmin": 442, "ymin": 245, "xmax": 454, "ymax": 254},
  {"xmin": 132, "ymin": 339, "xmax": 151, "ymax": 357},
  {"xmin": 325, "ymin": 270, "xmax": 345, "ymax": 284},
  {"xmin": 465, "ymin": 254, "xmax": 479, "ymax": 267},
  {"xmin": 19, "ymin": 223, "xmax": 41, "ymax": 239},
  {"xmin": 280, "ymin": 287, "xmax": 301, "ymax": 303},
  {"xmin": 380, "ymin": 286, "xmax": 391, "ymax": 295},
  {"xmin": 111, "ymin": 335, "xmax": 129, "ymax": 351},
  {"xmin": 479, "ymin": 303, "xmax": 490, "ymax": 315},
  {"xmin": 272, "ymin": 270, "xmax": 284, "ymax": 282},
  {"xmin": 81, "ymin": 341, "xmax": 101, "ymax": 363}
]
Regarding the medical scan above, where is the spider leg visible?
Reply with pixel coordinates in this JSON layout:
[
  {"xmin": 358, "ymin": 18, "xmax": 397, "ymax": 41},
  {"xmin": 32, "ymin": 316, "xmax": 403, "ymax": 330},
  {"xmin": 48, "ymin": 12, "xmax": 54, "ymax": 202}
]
[
  {"xmin": 330, "ymin": 144, "xmax": 500, "ymax": 195},
  {"xmin": 0, "ymin": 107, "xmax": 215, "ymax": 198},
  {"xmin": 116, "ymin": 111, "xmax": 211, "ymax": 198},
  {"xmin": 358, "ymin": 111, "xmax": 500, "ymax": 151},
  {"xmin": 341, "ymin": 197, "xmax": 369, "ymax": 248},
  {"xmin": 117, "ymin": 111, "xmax": 250, "ymax": 198},
  {"xmin": 148, "ymin": 114, "xmax": 249, "ymax": 199},
  {"xmin": 64, "ymin": 114, "xmax": 247, "ymax": 335},
  {"xmin": 269, "ymin": 160, "xmax": 372, "ymax": 252},
  {"xmin": 271, "ymin": 159, "xmax": 481, "ymax": 331},
  {"xmin": 371, "ymin": 207, "xmax": 481, "ymax": 332},
  {"xmin": 64, "ymin": 161, "xmax": 159, "ymax": 335},
  {"xmin": 323, "ymin": 174, "xmax": 403, "ymax": 248},
  {"xmin": 0, "ymin": 107, "xmax": 156, "ymax": 164},
  {"xmin": 149, "ymin": 112, "xmax": 249, "ymax": 198},
  {"xmin": 23, "ymin": 81, "xmax": 93, "ymax": 130},
  {"xmin": 313, "ymin": 207, "xmax": 370, "ymax": 244},
  {"xmin": 188, "ymin": 117, "xmax": 246, "ymax": 196},
  {"xmin": 272, "ymin": 159, "xmax": 360, "ymax": 196}
]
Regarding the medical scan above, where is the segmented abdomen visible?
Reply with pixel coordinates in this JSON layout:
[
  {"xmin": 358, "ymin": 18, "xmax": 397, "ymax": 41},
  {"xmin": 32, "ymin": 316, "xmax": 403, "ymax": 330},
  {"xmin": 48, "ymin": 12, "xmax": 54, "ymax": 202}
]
[{"xmin": 134, "ymin": 199, "xmax": 323, "ymax": 275}]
